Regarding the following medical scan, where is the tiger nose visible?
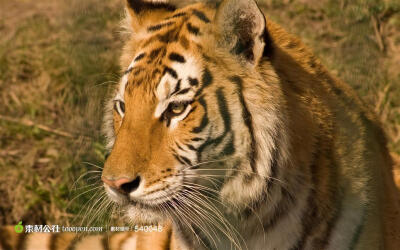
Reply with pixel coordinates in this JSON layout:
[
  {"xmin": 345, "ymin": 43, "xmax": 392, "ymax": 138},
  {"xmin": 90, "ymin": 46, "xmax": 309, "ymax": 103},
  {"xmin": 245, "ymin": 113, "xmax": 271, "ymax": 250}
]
[{"xmin": 101, "ymin": 175, "xmax": 141, "ymax": 194}]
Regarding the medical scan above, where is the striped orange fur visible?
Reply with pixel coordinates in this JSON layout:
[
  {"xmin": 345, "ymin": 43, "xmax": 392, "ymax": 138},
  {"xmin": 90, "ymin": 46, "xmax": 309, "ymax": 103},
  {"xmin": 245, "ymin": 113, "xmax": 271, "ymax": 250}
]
[{"xmin": 2, "ymin": 0, "xmax": 399, "ymax": 249}]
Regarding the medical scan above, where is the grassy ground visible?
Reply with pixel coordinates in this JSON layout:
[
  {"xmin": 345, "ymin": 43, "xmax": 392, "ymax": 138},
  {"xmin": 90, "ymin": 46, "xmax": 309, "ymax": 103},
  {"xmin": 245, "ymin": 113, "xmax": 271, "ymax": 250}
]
[
  {"xmin": 0, "ymin": 0, "xmax": 399, "ymax": 226},
  {"xmin": 0, "ymin": 0, "xmax": 123, "ymax": 225}
]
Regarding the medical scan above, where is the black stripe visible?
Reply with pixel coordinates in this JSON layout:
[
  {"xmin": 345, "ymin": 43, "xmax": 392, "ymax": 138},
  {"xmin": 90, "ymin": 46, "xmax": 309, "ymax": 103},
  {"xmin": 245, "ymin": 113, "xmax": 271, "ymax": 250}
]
[
  {"xmin": 133, "ymin": 77, "xmax": 143, "ymax": 86},
  {"xmin": 149, "ymin": 48, "xmax": 163, "ymax": 61},
  {"xmin": 170, "ymin": 79, "xmax": 182, "ymax": 96},
  {"xmin": 148, "ymin": 21, "xmax": 174, "ymax": 32},
  {"xmin": 186, "ymin": 23, "xmax": 200, "ymax": 35},
  {"xmin": 165, "ymin": 225, "xmax": 172, "ymax": 250},
  {"xmin": 202, "ymin": 53, "xmax": 214, "ymax": 63},
  {"xmin": 316, "ymin": 203, "xmax": 341, "ymax": 249},
  {"xmin": 180, "ymin": 156, "xmax": 192, "ymax": 166},
  {"xmin": 152, "ymin": 68, "xmax": 161, "ymax": 78},
  {"xmin": 49, "ymin": 233, "xmax": 59, "ymax": 250},
  {"xmin": 179, "ymin": 36, "xmax": 190, "ymax": 49},
  {"xmin": 216, "ymin": 88, "xmax": 231, "ymax": 132},
  {"xmin": 164, "ymin": 66, "xmax": 178, "ymax": 78},
  {"xmin": 317, "ymin": 193, "xmax": 341, "ymax": 247},
  {"xmin": 192, "ymin": 10, "xmax": 210, "ymax": 23},
  {"xmin": 127, "ymin": 0, "xmax": 175, "ymax": 14},
  {"xmin": 158, "ymin": 29, "xmax": 179, "ymax": 43},
  {"xmin": 243, "ymin": 145, "xmax": 279, "ymax": 218},
  {"xmin": 102, "ymin": 234, "xmax": 110, "ymax": 250},
  {"xmin": 197, "ymin": 88, "xmax": 233, "ymax": 160},
  {"xmin": 290, "ymin": 139, "xmax": 340, "ymax": 250},
  {"xmin": 263, "ymin": 188, "xmax": 296, "ymax": 231},
  {"xmin": 124, "ymin": 67, "xmax": 133, "ymax": 75},
  {"xmin": 309, "ymin": 150, "xmax": 341, "ymax": 249},
  {"xmin": 169, "ymin": 53, "xmax": 186, "ymax": 63},
  {"xmin": 188, "ymin": 77, "xmax": 199, "ymax": 86},
  {"xmin": 66, "ymin": 235, "xmax": 82, "ymax": 250},
  {"xmin": 132, "ymin": 67, "xmax": 143, "ymax": 76},
  {"xmin": 166, "ymin": 116, "xmax": 171, "ymax": 127},
  {"xmin": 134, "ymin": 53, "xmax": 146, "ymax": 61},
  {"xmin": 289, "ymin": 143, "xmax": 322, "ymax": 250},
  {"xmin": 289, "ymin": 186, "xmax": 317, "ymax": 249},
  {"xmin": 229, "ymin": 76, "xmax": 257, "ymax": 173},
  {"xmin": 191, "ymin": 97, "xmax": 209, "ymax": 133},
  {"xmin": 191, "ymin": 137, "xmax": 203, "ymax": 142},
  {"xmin": 195, "ymin": 68, "xmax": 213, "ymax": 96},
  {"xmin": 175, "ymin": 88, "xmax": 190, "ymax": 96},
  {"xmin": 16, "ymin": 232, "xmax": 27, "ymax": 250},
  {"xmin": 185, "ymin": 143, "xmax": 196, "ymax": 151},
  {"xmin": 221, "ymin": 133, "xmax": 235, "ymax": 155},
  {"xmin": 174, "ymin": 153, "xmax": 186, "ymax": 165},
  {"xmin": 169, "ymin": 12, "xmax": 187, "ymax": 19}
]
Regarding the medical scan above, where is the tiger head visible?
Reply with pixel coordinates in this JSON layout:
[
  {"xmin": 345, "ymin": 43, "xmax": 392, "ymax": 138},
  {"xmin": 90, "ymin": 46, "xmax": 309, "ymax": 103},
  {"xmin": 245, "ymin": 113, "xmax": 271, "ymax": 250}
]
[{"xmin": 102, "ymin": 0, "xmax": 288, "ymax": 225}]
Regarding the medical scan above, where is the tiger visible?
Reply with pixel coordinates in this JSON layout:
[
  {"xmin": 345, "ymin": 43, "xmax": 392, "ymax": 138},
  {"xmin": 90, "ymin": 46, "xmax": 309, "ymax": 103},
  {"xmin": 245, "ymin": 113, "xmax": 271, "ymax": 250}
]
[{"xmin": 2, "ymin": 0, "xmax": 400, "ymax": 249}]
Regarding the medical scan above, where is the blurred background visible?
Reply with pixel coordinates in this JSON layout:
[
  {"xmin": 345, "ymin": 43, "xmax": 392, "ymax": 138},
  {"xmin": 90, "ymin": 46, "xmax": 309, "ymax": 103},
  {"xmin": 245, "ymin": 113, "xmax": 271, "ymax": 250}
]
[{"xmin": 0, "ymin": 0, "xmax": 399, "ymax": 226}]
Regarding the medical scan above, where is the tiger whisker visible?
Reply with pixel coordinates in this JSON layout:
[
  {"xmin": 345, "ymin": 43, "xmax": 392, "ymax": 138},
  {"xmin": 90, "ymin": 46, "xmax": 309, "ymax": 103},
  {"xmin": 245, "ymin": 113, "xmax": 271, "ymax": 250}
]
[
  {"xmin": 179, "ymin": 189, "xmax": 245, "ymax": 250},
  {"xmin": 165, "ymin": 192, "xmax": 209, "ymax": 248},
  {"xmin": 174, "ymin": 190, "xmax": 221, "ymax": 248},
  {"xmin": 184, "ymin": 168, "xmax": 288, "ymax": 186},
  {"xmin": 82, "ymin": 161, "xmax": 104, "ymax": 170},
  {"xmin": 68, "ymin": 185, "xmax": 103, "ymax": 208},
  {"xmin": 71, "ymin": 170, "xmax": 102, "ymax": 190},
  {"xmin": 78, "ymin": 191, "xmax": 107, "ymax": 227}
]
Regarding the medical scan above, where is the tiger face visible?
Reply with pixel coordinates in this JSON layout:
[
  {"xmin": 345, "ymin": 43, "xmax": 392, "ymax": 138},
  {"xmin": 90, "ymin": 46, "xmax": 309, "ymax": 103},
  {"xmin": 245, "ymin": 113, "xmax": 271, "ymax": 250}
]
[{"xmin": 102, "ymin": 0, "xmax": 285, "ymax": 226}]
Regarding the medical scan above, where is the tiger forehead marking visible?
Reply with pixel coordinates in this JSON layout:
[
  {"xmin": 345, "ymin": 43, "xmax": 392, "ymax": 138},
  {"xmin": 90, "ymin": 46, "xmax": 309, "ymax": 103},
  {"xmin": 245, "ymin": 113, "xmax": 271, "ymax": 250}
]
[
  {"xmin": 123, "ymin": 8, "xmax": 209, "ymax": 85},
  {"xmin": 117, "ymin": 7, "xmax": 211, "ymax": 126}
]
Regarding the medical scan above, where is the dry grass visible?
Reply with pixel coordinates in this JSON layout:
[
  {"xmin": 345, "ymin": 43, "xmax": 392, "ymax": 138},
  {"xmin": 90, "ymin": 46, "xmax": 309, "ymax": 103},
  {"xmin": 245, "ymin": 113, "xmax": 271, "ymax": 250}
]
[
  {"xmin": 259, "ymin": 0, "xmax": 400, "ymax": 185},
  {"xmin": 0, "ymin": 0, "xmax": 123, "ymax": 225},
  {"xmin": 0, "ymin": 0, "xmax": 399, "ymax": 225}
]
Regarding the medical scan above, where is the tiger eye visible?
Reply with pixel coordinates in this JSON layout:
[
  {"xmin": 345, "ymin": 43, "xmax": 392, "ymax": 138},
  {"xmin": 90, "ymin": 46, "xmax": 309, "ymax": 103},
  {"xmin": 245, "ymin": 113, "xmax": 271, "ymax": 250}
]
[{"xmin": 170, "ymin": 102, "xmax": 186, "ymax": 115}]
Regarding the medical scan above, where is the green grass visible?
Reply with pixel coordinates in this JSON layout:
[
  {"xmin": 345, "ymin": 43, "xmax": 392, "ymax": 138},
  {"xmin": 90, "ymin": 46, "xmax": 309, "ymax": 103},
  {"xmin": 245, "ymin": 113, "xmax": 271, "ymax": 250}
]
[{"xmin": 0, "ymin": 0, "xmax": 399, "ymax": 226}]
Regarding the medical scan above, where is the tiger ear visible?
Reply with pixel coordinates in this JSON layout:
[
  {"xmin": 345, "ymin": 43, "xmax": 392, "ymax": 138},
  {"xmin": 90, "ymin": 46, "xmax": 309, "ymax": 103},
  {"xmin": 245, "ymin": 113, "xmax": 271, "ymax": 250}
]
[{"xmin": 215, "ymin": 0, "xmax": 267, "ymax": 65}]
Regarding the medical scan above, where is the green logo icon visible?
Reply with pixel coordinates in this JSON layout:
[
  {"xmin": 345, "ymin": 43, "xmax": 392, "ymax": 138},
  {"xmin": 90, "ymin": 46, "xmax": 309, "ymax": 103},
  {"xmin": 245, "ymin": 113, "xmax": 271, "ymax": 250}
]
[{"xmin": 14, "ymin": 221, "xmax": 24, "ymax": 233}]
